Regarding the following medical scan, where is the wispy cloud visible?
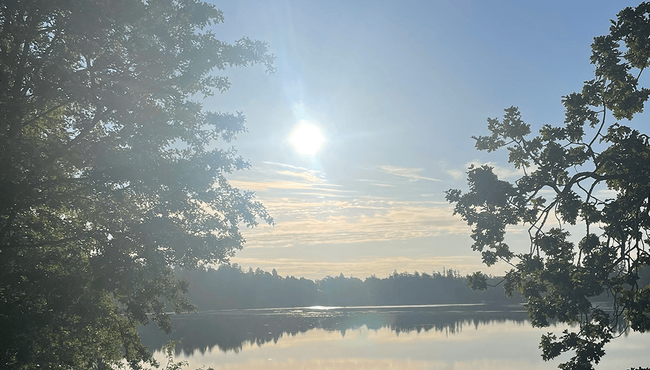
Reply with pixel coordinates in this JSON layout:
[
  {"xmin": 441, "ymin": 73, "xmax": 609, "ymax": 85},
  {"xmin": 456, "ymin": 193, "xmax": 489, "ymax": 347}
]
[
  {"xmin": 241, "ymin": 199, "xmax": 468, "ymax": 248},
  {"xmin": 354, "ymin": 178, "xmax": 397, "ymax": 188},
  {"xmin": 231, "ymin": 161, "xmax": 343, "ymax": 195},
  {"xmin": 276, "ymin": 170, "xmax": 324, "ymax": 183},
  {"xmin": 380, "ymin": 165, "xmax": 441, "ymax": 182},
  {"xmin": 446, "ymin": 169, "xmax": 464, "ymax": 180},
  {"xmin": 230, "ymin": 179, "xmax": 312, "ymax": 191},
  {"xmin": 228, "ymin": 162, "xmax": 495, "ymax": 278},
  {"xmin": 230, "ymin": 256, "xmax": 510, "ymax": 280},
  {"xmin": 262, "ymin": 161, "xmax": 313, "ymax": 172}
]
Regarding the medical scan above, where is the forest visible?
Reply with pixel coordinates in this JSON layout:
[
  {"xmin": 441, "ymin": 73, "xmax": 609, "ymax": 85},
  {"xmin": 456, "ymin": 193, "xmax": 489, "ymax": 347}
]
[{"xmin": 176, "ymin": 265, "xmax": 521, "ymax": 310}]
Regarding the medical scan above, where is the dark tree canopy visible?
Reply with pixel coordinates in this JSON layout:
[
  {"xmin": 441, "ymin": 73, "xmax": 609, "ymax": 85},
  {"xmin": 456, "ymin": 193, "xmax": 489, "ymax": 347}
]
[
  {"xmin": 174, "ymin": 265, "xmax": 515, "ymax": 311},
  {"xmin": 447, "ymin": 3, "xmax": 650, "ymax": 370},
  {"xmin": 0, "ymin": 0, "xmax": 273, "ymax": 369}
]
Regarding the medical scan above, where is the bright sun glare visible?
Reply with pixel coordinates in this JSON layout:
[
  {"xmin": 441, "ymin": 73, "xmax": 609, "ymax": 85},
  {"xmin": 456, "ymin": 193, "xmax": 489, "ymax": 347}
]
[{"xmin": 290, "ymin": 122, "xmax": 324, "ymax": 155}]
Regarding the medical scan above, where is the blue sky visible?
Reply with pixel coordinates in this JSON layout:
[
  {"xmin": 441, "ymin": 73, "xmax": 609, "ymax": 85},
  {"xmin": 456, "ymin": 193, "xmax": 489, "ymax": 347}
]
[{"xmin": 205, "ymin": 0, "xmax": 641, "ymax": 279}]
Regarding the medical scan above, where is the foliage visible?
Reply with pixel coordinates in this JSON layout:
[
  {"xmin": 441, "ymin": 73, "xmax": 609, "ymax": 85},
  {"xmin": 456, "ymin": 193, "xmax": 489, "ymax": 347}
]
[
  {"xmin": 176, "ymin": 265, "xmax": 517, "ymax": 310},
  {"xmin": 446, "ymin": 3, "xmax": 650, "ymax": 370},
  {"xmin": 0, "ymin": 0, "xmax": 273, "ymax": 369}
]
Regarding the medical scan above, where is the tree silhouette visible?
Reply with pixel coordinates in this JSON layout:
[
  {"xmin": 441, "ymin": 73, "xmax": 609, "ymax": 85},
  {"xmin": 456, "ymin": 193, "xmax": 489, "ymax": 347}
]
[
  {"xmin": 176, "ymin": 265, "xmax": 518, "ymax": 311},
  {"xmin": 447, "ymin": 3, "xmax": 650, "ymax": 369},
  {"xmin": 0, "ymin": 1, "xmax": 272, "ymax": 368}
]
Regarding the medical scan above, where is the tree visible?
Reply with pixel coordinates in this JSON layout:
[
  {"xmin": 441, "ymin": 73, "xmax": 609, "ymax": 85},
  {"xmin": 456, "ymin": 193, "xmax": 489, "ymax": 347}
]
[
  {"xmin": 446, "ymin": 3, "xmax": 650, "ymax": 370},
  {"xmin": 0, "ymin": 0, "xmax": 273, "ymax": 369}
]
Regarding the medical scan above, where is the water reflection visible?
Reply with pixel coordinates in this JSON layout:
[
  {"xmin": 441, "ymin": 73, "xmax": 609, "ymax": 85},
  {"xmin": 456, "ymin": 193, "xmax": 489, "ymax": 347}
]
[{"xmin": 139, "ymin": 304, "xmax": 529, "ymax": 356}]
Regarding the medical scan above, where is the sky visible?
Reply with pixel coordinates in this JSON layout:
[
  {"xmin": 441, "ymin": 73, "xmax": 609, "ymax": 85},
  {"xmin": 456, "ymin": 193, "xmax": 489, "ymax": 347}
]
[{"xmin": 202, "ymin": 0, "xmax": 642, "ymax": 280}]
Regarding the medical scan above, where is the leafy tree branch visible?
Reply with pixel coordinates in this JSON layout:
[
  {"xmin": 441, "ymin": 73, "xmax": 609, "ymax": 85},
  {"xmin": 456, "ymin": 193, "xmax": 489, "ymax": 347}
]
[{"xmin": 447, "ymin": 3, "xmax": 650, "ymax": 369}]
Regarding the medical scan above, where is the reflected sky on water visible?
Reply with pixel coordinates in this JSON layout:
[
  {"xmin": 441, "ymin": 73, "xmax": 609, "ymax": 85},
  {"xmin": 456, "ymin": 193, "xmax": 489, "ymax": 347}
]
[{"xmin": 140, "ymin": 304, "xmax": 650, "ymax": 370}]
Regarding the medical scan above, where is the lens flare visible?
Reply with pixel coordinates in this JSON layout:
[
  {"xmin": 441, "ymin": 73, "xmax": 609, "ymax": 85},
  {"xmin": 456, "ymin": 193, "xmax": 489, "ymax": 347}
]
[{"xmin": 290, "ymin": 122, "xmax": 324, "ymax": 155}]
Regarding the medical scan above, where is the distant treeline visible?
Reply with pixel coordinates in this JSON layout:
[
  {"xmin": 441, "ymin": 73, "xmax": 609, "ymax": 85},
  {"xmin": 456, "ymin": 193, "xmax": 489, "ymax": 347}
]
[{"xmin": 175, "ymin": 265, "xmax": 521, "ymax": 311}]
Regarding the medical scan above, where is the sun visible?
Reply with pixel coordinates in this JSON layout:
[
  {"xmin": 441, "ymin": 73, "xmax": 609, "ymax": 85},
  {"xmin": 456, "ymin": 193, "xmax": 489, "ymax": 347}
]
[{"xmin": 290, "ymin": 122, "xmax": 324, "ymax": 155}]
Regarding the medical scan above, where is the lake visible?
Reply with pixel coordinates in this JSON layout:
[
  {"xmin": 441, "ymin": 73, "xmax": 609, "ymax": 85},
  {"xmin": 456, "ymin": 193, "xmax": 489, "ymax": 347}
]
[{"xmin": 139, "ymin": 304, "xmax": 650, "ymax": 370}]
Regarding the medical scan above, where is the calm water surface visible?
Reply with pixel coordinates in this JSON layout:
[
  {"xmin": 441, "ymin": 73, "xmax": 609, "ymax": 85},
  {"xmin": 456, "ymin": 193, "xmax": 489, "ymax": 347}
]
[{"xmin": 139, "ymin": 304, "xmax": 650, "ymax": 370}]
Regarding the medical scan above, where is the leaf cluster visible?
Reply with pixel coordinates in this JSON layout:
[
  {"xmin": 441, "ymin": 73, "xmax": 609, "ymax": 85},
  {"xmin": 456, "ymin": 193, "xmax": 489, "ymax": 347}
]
[
  {"xmin": 0, "ymin": 1, "xmax": 273, "ymax": 369},
  {"xmin": 447, "ymin": 3, "xmax": 650, "ymax": 369}
]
